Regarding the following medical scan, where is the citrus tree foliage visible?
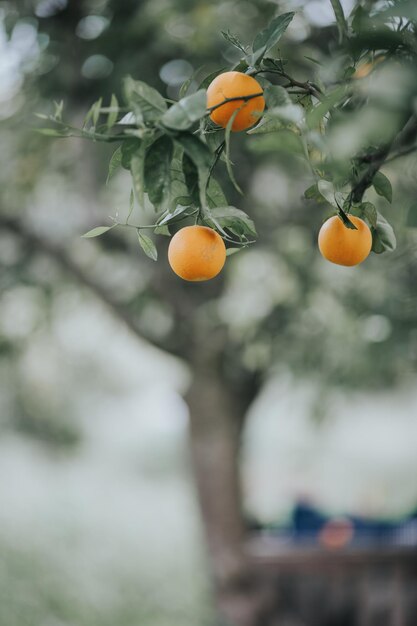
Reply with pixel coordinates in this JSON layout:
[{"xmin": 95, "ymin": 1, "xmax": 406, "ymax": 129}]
[{"xmin": 37, "ymin": 2, "xmax": 417, "ymax": 263}]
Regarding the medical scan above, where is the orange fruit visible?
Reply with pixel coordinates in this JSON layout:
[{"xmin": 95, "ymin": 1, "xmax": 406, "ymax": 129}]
[
  {"xmin": 168, "ymin": 225, "xmax": 226, "ymax": 281},
  {"xmin": 318, "ymin": 215, "xmax": 372, "ymax": 266},
  {"xmin": 207, "ymin": 71, "xmax": 265, "ymax": 132}
]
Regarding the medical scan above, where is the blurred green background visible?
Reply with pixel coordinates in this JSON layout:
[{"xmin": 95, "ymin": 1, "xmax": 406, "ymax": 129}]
[{"xmin": 1, "ymin": 1, "xmax": 417, "ymax": 625}]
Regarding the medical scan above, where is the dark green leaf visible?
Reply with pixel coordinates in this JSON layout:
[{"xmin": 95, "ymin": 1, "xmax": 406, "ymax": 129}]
[
  {"xmin": 350, "ymin": 201, "xmax": 378, "ymax": 228},
  {"xmin": 207, "ymin": 177, "xmax": 228, "ymax": 209},
  {"xmin": 130, "ymin": 141, "xmax": 147, "ymax": 207},
  {"xmin": 351, "ymin": 5, "xmax": 369, "ymax": 34},
  {"xmin": 162, "ymin": 90, "xmax": 207, "ymax": 130},
  {"xmin": 121, "ymin": 138, "xmax": 141, "ymax": 169},
  {"xmin": 372, "ymin": 171, "xmax": 392, "ymax": 203},
  {"xmin": 182, "ymin": 152, "xmax": 200, "ymax": 206},
  {"xmin": 371, "ymin": 212, "xmax": 396, "ymax": 253},
  {"xmin": 198, "ymin": 69, "xmax": 226, "ymax": 91},
  {"xmin": 225, "ymin": 110, "xmax": 243, "ymax": 194},
  {"xmin": 330, "ymin": 0, "xmax": 348, "ymax": 42},
  {"xmin": 251, "ymin": 12, "xmax": 295, "ymax": 65},
  {"xmin": 174, "ymin": 133, "xmax": 212, "ymax": 207},
  {"xmin": 144, "ymin": 136, "xmax": 173, "ymax": 210},
  {"xmin": 137, "ymin": 231, "xmax": 158, "ymax": 261},
  {"xmin": 123, "ymin": 76, "xmax": 167, "ymax": 124}
]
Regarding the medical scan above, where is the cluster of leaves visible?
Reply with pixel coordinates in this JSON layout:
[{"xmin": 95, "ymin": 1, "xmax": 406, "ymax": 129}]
[{"xmin": 37, "ymin": 3, "xmax": 417, "ymax": 260}]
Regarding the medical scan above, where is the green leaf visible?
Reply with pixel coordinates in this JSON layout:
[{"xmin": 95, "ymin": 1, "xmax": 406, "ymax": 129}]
[
  {"xmin": 371, "ymin": 212, "xmax": 396, "ymax": 253},
  {"xmin": 359, "ymin": 201, "xmax": 378, "ymax": 228},
  {"xmin": 161, "ymin": 90, "xmax": 207, "ymax": 130},
  {"xmin": 204, "ymin": 130, "xmax": 225, "ymax": 153},
  {"xmin": 306, "ymin": 86, "xmax": 346, "ymax": 129},
  {"xmin": 304, "ymin": 55, "xmax": 322, "ymax": 66},
  {"xmin": 107, "ymin": 94, "xmax": 119, "ymax": 129},
  {"xmin": 349, "ymin": 201, "xmax": 377, "ymax": 227},
  {"xmin": 226, "ymin": 247, "xmax": 243, "ymax": 256},
  {"xmin": 157, "ymin": 204, "xmax": 194, "ymax": 226},
  {"xmin": 91, "ymin": 97, "xmax": 102, "ymax": 127},
  {"xmin": 154, "ymin": 225, "xmax": 170, "ymax": 236},
  {"xmin": 81, "ymin": 225, "xmax": 115, "ymax": 238},
  {"xmin": 127, "ymin": 189, "xmax": 135, "ymax": 222},
  {"xmin": 221, "ymin": 30, "xmax": 248, "ymax": 54},
  {"xmin": 317, "ymin": 181, "xmax": 356, "ymax": 229},
  {"xmin": 351, "ymin": 6, "xmax": 369, "ymax": 34},
  {"xmin": 372, "ymin": 171, "xmax": 392, "ymax": 203},
  {"xmin": 225, "ymin": 110, "xmax": 243, "ymax": 194},
  {"xmin": 265, "ymin": 104, "xmax": 304, "ymax": 126},
  {"xmin": 53, "ymin": 100, "xmax": 64, "ymax": 121},
  {"xmin": 182, "ymin": 152, "xmax": 200, "ymax": 206},
  {"xmin": 179, "ymin": 78, "xmax": 192, "ymax": 99},
  {"xmin": 329, "ymin": 0, "xmax": 348, "ymax": 42},
  {"xmin": 174, "ymin": 133, "xmax": 212, "ymax": 207},
  {"xmin": 106, "ymin": 145, "xmax": 122, "ymax": 183},
  {"xmin": 317, "ymin": 180, "xmax": 337, "ymax": 206},
  {"xmin": 251, "ymin": 12, "xmax": 295, "ymax": 65},
  {"xmin": 198, "ymin": 69, "xmax": 226, "ymax": 91},
  {"xmin": 144, "ymin": 136, "xmax": 173, "ymax": 210},
  {"xmin": 169, "ymin": 154, "xmax": 189, "ymax": 201},
  {"xmin": 247, "ymin": 117, "xmax": 284, "ymax": 134},
  {"xmin": 130, "ymin": 141, "xmax": 147, "ymax": 207},
  {"xmin": 232, "ymin": 59, "xmax": 250, "ymax": 73},
  {"xmin": 121, "ymin": 138, "xmax": 141, "ymax": 169},
  {"xmin": 304, "ymin": 183, "xmax": 327, "ymax": 202},
  {"xmin": 264, "ymin": 84, "xmax": 291, "ymax": 108},
  {"xmin": 207, "ymin": 177, "xmax": 228, "ymax": 209},
  {"xmin": 137, "ymin": 231, "xmax": 158, "ymax": 261},
  {"xmin": 210, "ymin": 206, "xmax": 257, "ymax": 237},
  {"xmin": 123, "ymin": 76, "xmax": 167, "ymax": 124},
  {"xmin": 34, "ymin": 127, "xmax": 71, "ymax": 137}
]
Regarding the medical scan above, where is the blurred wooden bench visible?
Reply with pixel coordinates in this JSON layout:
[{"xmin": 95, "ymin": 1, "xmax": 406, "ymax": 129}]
[{"xmin": 246, "ymin": 535, "xmax": 417, "ymax": 626}]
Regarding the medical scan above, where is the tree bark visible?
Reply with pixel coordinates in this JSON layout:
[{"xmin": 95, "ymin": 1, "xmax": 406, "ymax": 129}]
[{"xmin": 186, "ymin": 338, "xmax": 275, "ymax": 626}]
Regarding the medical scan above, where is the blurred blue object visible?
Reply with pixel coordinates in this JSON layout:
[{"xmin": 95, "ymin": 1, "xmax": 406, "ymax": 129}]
[{"xmin": 271, "ymin": 501, "xmax": 417, "ymax": 548}]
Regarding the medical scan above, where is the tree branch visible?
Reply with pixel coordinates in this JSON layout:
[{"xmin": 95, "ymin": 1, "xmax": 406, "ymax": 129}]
[
  {"xmin": 0, "ymin": 214, "xmax": 178, "ymax": 356},
  {"xmin": 352, "ymin": 116, "xmax": 417, "ymax": 202}
]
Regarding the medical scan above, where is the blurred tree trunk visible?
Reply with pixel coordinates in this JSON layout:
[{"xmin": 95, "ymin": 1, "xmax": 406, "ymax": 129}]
[{"xmin": 186, "ymin": 337, "xmax": 275, "ymax": 626}]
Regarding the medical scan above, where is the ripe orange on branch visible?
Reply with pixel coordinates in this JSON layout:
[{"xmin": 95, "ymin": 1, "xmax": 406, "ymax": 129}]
[
  {"xmin": 318, "ymin": 215, "xmax": 372, "ymax": 266},
  {"xmin": 207, "ymin": 71, "xmax": 265, "ymax": 132},
  {"xmin": 168, "ymin": 225, "xmax": 226, "ymax": 281}
]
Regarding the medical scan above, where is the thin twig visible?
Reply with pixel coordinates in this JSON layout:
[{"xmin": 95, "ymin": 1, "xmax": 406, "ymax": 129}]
[{"xmin": 207, "ymin": 93, "xmax": 264, "ymax": 113}]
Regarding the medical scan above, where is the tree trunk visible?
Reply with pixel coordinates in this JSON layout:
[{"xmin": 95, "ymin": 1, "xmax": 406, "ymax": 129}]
[{"xmin": 186, "ymin": 339, "xmax": 275, "ymax": 626}]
